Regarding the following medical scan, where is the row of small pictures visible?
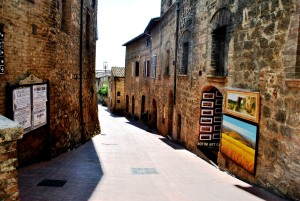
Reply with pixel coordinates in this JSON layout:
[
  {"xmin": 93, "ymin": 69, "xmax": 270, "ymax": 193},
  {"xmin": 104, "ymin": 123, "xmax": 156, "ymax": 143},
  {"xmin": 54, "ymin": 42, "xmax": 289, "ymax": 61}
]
[
  {"xmin": 200, "ymin": 116, "xmax": 221, "ymax": 124},
  {"xmin": 201, "ymin": 108, "xmax": 222, "ymax": 116},
  {"xmin": 200, "ymin": 125, "xmax": 221, "ymax": 133},
  {"xmin": 201, "ymin": 100, "xmax": 222, "ymax": 108},
  {"xmin": 199, "ymin": 133, "xmax": 220, "ymax": 141},
  {"xmin": 202, "ymin": 91, "xmax": 222, "ymax": 100}
]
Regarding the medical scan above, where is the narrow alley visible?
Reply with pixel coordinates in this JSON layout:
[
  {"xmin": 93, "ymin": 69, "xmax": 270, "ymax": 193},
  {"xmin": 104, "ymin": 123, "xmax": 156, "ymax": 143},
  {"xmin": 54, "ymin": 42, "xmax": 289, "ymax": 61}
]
[{"xmin": 18, "ymin": 105, "xmax": 286, "ymax": 201}]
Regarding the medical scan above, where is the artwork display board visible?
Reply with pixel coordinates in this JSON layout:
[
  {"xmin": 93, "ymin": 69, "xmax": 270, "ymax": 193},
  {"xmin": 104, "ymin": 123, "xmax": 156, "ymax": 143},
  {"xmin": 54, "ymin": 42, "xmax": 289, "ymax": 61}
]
[
  {"xmin": 221, "ymin": 114, "xmax": 258, "ymax": 174},
  {"xmin": 198, "ymin": 88, "xmax": 223, "ymax": 148},
  {"xmin": 10, "ymin": 82, "xmax": 49, "ymax": 134}
]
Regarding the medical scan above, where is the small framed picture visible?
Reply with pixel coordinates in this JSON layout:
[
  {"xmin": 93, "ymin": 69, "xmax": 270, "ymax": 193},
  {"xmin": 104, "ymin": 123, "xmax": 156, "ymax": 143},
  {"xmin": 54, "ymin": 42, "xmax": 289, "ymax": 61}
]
[
  {"xmin": 215, "ymin": 108, "xmax": 222, "ymax": 114},
  {"xmin": 200, "ymin": 117, "xmax": 213, "ymax": 124},
  {"xmin": 214, "ymin": 125, "xmax": 221, "ymax": 131},
  {"xmin": 213, "ymin": 133, "xmax": 220, "ymax": 139},
  {"xmin": 199, "ymin": 134, "xmax": 212, "ymax": 141},
  {"xmin": 201, "ymin": 109, "xmax": 214, "ymax": 116},
  {"xmin": 215, "ymin": 99, "xmax": 222, "ymax": 106},
  {"xmin": 200, "ymin": 125, "xmax": 213, "ymax": 133},
  {"xmin": 214, "ymin": 116, "xmax": 222, "ymax": 123},
  {"xmin": 216, "ymin": 91, "xmax": 223, "ymax": 98},
  {"xmin": 202, "ymin": 93, "xmax": 215, "ymax": 100},
  {"xmin": 201, "ymin": 101, "xmax": 214, "ymax": 108}
]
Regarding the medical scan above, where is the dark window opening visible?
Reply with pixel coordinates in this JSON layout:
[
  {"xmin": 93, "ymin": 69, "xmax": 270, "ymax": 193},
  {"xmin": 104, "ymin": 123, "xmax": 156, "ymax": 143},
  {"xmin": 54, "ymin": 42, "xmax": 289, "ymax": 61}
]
[
  {"xmin": 146, "ymin": 37, "xmax": 151, "ymax": 48},
  {"xmin": 135, "ymin": 62, "xmax": 139, "ymax": 76},
  {"xmin": 147, "ymin": 60, "xmax": 150, "ymax": 77},
  {"xmin": 117, "ymin": 100, "xmax": 120, "ymax": 103},
  {"xmin": 32, "ymin": 24, "xmax": 37, "ymax": 35},
  {"xmin": 86, "ymin": 11, "xmax": 91, "ymax": 50},
  {"xmin": 181, "ymin": 42, "xmax": 189, "ymax": 74},
  {"xmin": 212, "ymin": 26, "xmax": 227, "ymax": 76},
  {"xmin": 177, "ymin": 114, "xmax": 181, "ymax": 140},
  {"xmin": 92, "ymin": 0, "xmax": 96, "ymax": 8},
  {"xmin": 165, "ymin": 50, "xmax": 170, "ymax": 76},
  {"xmin": 141, "ymin": 95, "xmax": 146, "ymax": 114},
  {"xmin": 117, "ymin": 91, "xmax": 121, "ymax": 96}
]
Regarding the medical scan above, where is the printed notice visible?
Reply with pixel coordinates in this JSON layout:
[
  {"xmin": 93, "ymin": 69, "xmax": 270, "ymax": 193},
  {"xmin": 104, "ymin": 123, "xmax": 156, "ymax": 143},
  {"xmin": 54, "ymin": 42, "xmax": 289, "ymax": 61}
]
[
  {"xmin": 32, "ymin": 102, "xmax": 47, "ymax": 128},
  {"xmin": 13, "ymin": 87, "xmax": 31, "ymax": 110},
  {"xmin": 14, "ymin": 107, "xmax": 31, "ymax": 129},
  {"xmin": 33, "ymin": 84, "xmax": 47, "ymax": 104}
]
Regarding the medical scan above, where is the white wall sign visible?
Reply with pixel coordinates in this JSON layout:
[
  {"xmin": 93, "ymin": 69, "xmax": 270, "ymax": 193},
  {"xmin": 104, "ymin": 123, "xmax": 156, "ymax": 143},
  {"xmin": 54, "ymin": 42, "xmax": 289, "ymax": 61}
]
[
  {"xmin": 13, "ymin": 87, "xmax": 31, "ymax": 110},
  {"xmin": 14, "ymin": 107, "xmax": 31, "ymax": 129}
]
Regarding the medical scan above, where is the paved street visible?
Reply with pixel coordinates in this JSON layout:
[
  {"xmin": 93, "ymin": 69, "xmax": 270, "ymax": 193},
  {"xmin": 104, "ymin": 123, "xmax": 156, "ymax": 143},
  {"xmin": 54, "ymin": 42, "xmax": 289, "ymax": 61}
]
[{"xmin": 18, "ymin": 105, "xmax": 286, "ymax": 201}]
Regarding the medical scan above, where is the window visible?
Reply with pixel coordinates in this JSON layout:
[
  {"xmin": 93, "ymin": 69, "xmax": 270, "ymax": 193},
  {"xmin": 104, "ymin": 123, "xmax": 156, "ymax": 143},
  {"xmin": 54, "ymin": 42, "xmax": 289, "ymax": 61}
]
[
  {"xmin": 146, "ymin": 36, "xmax": 151, "ymax": 48},
  {"xmin": 132, "ymin": 61, "xmax": 135, "ymax": 76},
  {"xmin": 61, "ymin": 0, "xmax": 71, "ymax": 34},
  {"xmin": 165, "ymin": 50, "xmax": 170, "ymax": 76},
  {"xmin": 210, "ymin": 8, "xmax": 232, "ymax": 76},
  {"xmin": 147, "ymin": 60, "xmax": 150, "ymax": 77},
  {"xmin": 86, "ymin": 10, "xmax": 91, "ymax": 50},
  {"xmin": 117, "ymin": 100, "xmax": 120, "ymax": 103},
  {"xmin": 180, "ymin": 30, "xmax": 190, "ymax": 75},
  {"xmin": 135, "ymin": 62, "xmax": 139, "ymax": 76},
  {"xmin": 152, "ymin": 55, "xmax": 157, "ymax": 78},
  {"xmin": 117, "ymin": 91, "xmax": 121, "ymax": 96}
]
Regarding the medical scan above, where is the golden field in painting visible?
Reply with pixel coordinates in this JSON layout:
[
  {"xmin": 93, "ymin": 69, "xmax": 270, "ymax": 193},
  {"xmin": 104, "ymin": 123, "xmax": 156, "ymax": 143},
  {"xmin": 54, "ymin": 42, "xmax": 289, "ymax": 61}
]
[{"xmin": 221, "ymin": 133, "xmax": 255, "ymax": 173}]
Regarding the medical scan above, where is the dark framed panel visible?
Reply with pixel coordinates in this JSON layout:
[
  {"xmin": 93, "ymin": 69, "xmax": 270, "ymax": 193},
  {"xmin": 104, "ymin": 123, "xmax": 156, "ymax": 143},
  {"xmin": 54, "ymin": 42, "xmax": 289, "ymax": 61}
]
[
  {"xmin": 201, "ymin": 101, "xmax": 214, "ymax": 108},
  {"xmin": 200, "ymin": 117, "xmax": 213, "ymax": 124},
  {"xmin": 201, "ymin": 109, "xmax": 214, "ymax": 116},
  {"xmin": 202, "ymin": 93, "xmax": 215, "ymax": 100}
]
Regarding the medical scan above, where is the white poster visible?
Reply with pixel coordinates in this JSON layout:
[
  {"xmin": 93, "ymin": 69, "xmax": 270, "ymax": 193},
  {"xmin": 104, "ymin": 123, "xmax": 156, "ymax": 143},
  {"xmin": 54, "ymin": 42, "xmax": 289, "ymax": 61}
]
[
  {"xmin": 32, "ymin": 102, "xmax": 47, "ymax": 127},
  {"xmin": 13, "ymin": 87, "xmax": 31, "ymax": 110},
  {"xmin": 33, "ymin": 84, "xmax": 47, "ymax": 104},
  {"xmin": 14, "ymin": 107, "xmax": 31, "ymax": 129}
]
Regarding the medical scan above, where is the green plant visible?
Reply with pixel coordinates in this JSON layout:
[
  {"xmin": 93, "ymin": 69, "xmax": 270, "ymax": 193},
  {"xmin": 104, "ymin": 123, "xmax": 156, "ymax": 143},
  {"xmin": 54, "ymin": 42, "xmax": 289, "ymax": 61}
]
[{"xmin": 98, "ymin": 86, "xmax": 108, "ymax": 97}]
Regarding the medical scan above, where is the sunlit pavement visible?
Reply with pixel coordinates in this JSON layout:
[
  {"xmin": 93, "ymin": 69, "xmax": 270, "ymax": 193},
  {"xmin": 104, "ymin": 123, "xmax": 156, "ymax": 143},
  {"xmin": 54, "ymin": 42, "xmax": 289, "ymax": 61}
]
[{"xmin": 18, "ymin": 105, "xmax": 287, "ymax": 201}]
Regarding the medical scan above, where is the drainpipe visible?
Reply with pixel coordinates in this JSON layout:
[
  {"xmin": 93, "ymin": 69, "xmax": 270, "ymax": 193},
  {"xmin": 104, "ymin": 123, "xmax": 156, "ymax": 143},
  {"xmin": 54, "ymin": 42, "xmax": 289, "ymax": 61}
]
[
  {"xmin": 173, "ymin": 0, "xmax": 180, "ymax": 104},
  {"xmin": 79, "ymin": 0, "xmax": 85, "ymax": 143}
]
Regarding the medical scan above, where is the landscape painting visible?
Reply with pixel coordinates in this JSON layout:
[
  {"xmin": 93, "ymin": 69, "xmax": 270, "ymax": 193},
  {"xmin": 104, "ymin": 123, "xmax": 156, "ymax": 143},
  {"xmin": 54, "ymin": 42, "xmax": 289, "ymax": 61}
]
[
  {"xmin": 221, "ymin": 115, "xmax": 258, "ymax": 174},
  {"xmin": 225, "ymin": 90, "xmax": 260, "ymax": 123}
]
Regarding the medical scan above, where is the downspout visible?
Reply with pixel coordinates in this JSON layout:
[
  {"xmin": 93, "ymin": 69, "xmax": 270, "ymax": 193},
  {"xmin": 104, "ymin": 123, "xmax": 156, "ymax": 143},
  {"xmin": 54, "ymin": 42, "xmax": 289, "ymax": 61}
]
[
  {"xmin": 79, "ymin": 0, "xmax": 85, "ymax": 143},
  {"xmin": 173, "ymin": 0, "xmax": 180, "ymax": 104}
]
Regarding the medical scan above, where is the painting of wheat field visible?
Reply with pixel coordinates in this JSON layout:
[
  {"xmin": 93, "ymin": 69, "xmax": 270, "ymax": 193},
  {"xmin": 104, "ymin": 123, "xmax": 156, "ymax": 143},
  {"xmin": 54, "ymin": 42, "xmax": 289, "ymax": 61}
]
[{"xmin": 221, "ymin": 115, "xmax": 258, "ymax": 174}]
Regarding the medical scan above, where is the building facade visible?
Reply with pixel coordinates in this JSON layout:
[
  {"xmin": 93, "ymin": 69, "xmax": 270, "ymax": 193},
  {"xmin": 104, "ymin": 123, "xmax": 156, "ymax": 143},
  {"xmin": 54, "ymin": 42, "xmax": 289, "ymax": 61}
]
[
  {"xmin": 124, "ymin": 0, "xmax": 300, "ymax": 200},
  {"xmin": 0, "ymin": 0, "xmax": 100, "ymax": 166},
  {"xmin": 108, "ymin": 67, "xmax": 126, "ymax": 115}
]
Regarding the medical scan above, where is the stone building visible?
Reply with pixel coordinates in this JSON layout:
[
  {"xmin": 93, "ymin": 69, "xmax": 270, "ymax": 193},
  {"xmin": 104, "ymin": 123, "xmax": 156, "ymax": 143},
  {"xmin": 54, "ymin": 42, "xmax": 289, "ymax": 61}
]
[
  {"xmin": 108, "ymin": 67, "xmax": 125, "ymax": 115},
  {"xmin": 123, "ymin": 0, "xmax": 300, "ymax": 200},
  {"xmin": 0, "ymin": 0, "xmax": 100, "ymax": 167},
  {"xmin": 95, "ymin": 70, "xmax": 111, "ymax": 103}
]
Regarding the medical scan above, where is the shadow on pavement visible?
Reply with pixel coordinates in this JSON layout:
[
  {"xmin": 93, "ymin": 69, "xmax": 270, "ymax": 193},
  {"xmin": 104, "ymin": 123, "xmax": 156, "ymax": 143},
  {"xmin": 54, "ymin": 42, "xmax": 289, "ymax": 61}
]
[
  {"xmin": 18, "ymin": 139, "xmax": 103, "ymax": 201},
  {"xmin": 234, "ymin": 185, "xmax": 287, "ymax": 201},
  {"xmin": 159, "ymin": 138, "xmax": 185, "ymax": 150}
]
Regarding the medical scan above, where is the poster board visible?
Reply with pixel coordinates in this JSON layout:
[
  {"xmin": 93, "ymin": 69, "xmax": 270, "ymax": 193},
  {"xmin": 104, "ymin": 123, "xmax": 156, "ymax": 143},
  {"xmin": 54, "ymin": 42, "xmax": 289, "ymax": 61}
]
[{"xmin": 10, "ymin": 82, "xmax": 49, "ymax": 133}]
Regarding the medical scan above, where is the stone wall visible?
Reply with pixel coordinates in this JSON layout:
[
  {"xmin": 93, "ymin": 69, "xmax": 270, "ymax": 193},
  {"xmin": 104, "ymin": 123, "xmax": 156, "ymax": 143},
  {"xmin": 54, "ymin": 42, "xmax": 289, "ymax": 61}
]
[
  {"xmin": 0, "ymin": 0, "xmax": 100, "ymax": 164},
  {"xmin": 124, "ymin": 0, "xmax": 300, "ymax": 200},
  {"xmin": 0, "ymin": 115, "xmax": 24, "ymax": 201}
]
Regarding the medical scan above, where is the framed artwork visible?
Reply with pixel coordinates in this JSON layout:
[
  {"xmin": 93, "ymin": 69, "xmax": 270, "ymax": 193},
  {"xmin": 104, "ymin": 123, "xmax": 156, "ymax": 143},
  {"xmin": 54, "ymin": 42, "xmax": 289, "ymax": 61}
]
[
  {"xmin": 215, "ymin": 108, "xmax": 222, "ymax": 115},
  {"xmin": 202, "ymin": 93, "xmax": 215, "ymax": 100},
  {"xmin": 200, "ymin": 117, "xmax": 213, "ymax": 124},
  {"xmin": 215, "ymin": 99, "xmax": 222, "ymax": 106},
  {"xmin": 213, "ymin": 133, "xmax": 220, "ymax": 139},
  {"xmin": 201, "ymin": 101, "xmax": 214, "ymax": 108},
  {"xmin": 214, "ymin": 125, "xmax": 221, "ymax": 131},
  {"xmin": 214, "ymin": 116, "xmax": 222, "ymax": 123},
  {"xmin": 216, "ymin": 91, "xmax": 223, "ymax": 98},
  {"xmin": 201, "ymin": 109, "xmax": 214, "ymax": 116},
  {"xmin": 200, "ymin": 125, "xmax": 213, "ymax": 133},
  {"xmin": 224, "ymin": 90, "xmax": 260, "ymax": 123},
  {"xmin": 199, "ymin": 134, "xmax": 212, "ymax": 141},
  {"xmin": 221, "ymin": 114, "xmax": 258, "ymax": 174}
]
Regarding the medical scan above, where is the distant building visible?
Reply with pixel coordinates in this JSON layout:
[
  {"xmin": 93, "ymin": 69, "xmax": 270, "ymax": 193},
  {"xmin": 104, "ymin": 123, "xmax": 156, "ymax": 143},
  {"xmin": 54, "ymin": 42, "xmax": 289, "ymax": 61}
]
[
  {"xmin": 108, "ymin": 67, "xmax": 125, "ymax": 115},
  {"xmin": 95, "ymin": 70, "xmax": 111, "ymax": 103}
]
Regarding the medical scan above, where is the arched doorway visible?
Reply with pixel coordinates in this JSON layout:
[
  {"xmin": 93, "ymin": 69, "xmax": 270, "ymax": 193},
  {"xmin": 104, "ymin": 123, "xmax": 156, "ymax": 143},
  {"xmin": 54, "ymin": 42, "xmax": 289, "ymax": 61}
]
[
  {"xmin": 168, "ymin": 91, "xmax": 173, "ymax": 137},
  {"xmin": 198, "ymin": 87, "xmax": 223, "ymax": 164},
  {"xmin": 150, "ymin": 99, "xmax": 157, "ymax": 129},
  {"xmin": 132, "ymin": 96, "xmax": 135, "ymax": 116},
  {"xmin": 126, "ymin": 95, "xmax": 129, "ymax": 113}
]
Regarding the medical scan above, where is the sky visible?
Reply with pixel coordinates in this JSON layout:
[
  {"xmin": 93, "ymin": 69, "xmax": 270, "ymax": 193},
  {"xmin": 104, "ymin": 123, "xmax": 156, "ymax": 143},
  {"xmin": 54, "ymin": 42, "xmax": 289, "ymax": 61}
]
[{"xmin": 96, "ymin": 0, "xmax": 161, "ymax": 70}]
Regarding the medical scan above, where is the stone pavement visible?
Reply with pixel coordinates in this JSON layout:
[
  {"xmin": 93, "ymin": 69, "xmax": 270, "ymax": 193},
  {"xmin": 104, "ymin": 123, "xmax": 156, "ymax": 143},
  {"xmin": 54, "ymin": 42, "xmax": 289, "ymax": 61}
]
[{"xmin": 18, "ymin": 105, "xmax": 287, "ymax": 201}]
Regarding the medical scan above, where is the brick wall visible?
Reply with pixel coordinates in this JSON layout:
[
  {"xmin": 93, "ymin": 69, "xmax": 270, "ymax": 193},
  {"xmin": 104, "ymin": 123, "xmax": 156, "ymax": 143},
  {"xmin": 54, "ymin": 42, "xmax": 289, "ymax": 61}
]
[{"xmin": 0, "ymin": 0, "xmax": 100, "ymax": 164}]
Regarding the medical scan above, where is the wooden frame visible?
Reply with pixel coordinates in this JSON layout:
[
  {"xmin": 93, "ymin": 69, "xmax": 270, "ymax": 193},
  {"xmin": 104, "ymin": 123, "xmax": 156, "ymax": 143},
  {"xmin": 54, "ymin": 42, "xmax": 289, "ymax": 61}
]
[
  {"xmin": 216, "ymin": 91, "xmax": 223, "ymax": 98},
  {"xmin": 199, "ymin": 134, "xmax": 212, "ymax": 141},
  {"xmin": 200, "ymin": 125, "xmax": 213, "ymax": 133},
  {"xmin": 213, "ymin": 133, "xmax": 220, "ymax": 139},
  {"xmin": 200, "ymin": 117, "xmax": 213, "ymax": 124},
  {"xmin": 202, "ymin": 93, "xmax": 215, "ymax": 100},
  {"xmin": 214, "ymin": 116, "xmax": 222, "ymax": 123},
  {"xmin": 201, "ymin": 109, "xmax": 214, "ymax": 116},
  {"xmin": 214, "ymin": 125, "xmax": 221, "ymax": 131},
  {"xmin": 224, "ymin": 90, "xmax": 260, "ymax": 123},
  {"xmin": 201, "ymin": 101, "xmax": 214, "ymax": 108},
  {"xmin": 215, "ymin": 99, "xmax": 222, "ymax": 106},
  {"xmin": 215, "ymin": 108, "xmax": 222, "ymax": 115}
]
